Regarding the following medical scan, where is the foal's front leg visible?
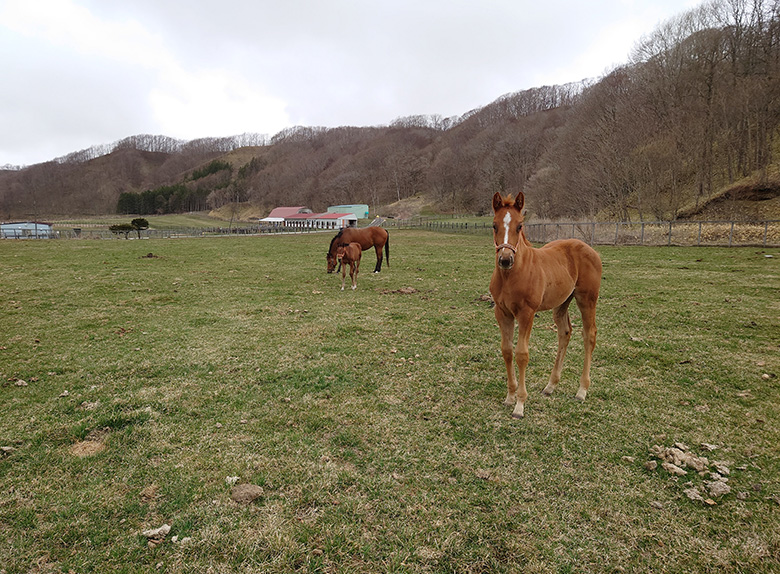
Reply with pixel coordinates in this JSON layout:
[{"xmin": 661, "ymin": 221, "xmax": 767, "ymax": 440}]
[
  {"xmin": 512, "ymin": 309, "xmax": 534, "ymax": 418},
  {"xmin": 496, "ymin": 308, "xmax": 527, "ymax": 417}
]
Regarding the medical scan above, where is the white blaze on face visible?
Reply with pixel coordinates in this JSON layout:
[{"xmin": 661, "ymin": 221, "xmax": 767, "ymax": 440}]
[{"xmin": 503, "ymin": 211, "xmax": 512, "ymax": 245}]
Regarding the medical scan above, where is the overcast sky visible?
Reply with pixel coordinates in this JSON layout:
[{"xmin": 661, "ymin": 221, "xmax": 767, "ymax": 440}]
[{"xmin": 1, "ymin": 0, "xmax": 702, "ymax": 167}]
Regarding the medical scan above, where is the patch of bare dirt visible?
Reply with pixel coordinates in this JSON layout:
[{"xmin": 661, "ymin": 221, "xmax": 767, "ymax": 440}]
[
  {"xmin": 69, "ymin": 440, "xmax": 106, "ymax": 457},
  {"xmin": 69, "ymin": 428, "xmax": 109, "ymax": 457}
]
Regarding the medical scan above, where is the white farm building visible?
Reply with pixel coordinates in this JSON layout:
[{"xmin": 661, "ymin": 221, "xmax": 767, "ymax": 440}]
[
  {"xmin": 1, "ymin": 221, "xmax": 55, "ymax": 239},
  {"xmin": 261, "ymin": 206, "xmax": 358, "ymax": 229}
]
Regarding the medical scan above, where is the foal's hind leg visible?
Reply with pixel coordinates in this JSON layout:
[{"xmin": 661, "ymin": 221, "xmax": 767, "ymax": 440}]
[
  {"xmin": 350, "ymin": 261, "xmax": 358, "ymax": 290},
  {"xmin": 574, "ymin": 292, "xmax": 598, "ymax": 402},
  {"xmin": 543, "ymin": 297, "xmax": 573, "ymax": 397}
]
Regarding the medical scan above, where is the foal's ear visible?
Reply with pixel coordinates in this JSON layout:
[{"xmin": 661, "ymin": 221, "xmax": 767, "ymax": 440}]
[
  {"xmin": 514, "ymin": 192, "xmax": 525, "ymax": 212},
  {"xmin": 492, "ymin": 192, "xmax": 503, "ymax": 212}
]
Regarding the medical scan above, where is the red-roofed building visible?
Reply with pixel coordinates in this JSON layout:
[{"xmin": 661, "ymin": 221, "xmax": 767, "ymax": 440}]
[
  {"xmin": 260, "ymin": 206, "xmax": 358, "ymax": 229},
  {"xmin": 261, "ymin": 206, "xmax": 311, "ymax": 225}
]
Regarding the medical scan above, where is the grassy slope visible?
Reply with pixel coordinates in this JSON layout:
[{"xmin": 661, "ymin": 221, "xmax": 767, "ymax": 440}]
[{"xmin": 0, "ymin": 233, "xmax": 778, "ymax": 573}]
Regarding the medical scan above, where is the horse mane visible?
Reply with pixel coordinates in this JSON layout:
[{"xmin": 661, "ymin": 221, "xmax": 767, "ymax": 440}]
[{"xmin": 329, "ymin": 230, "xmax": 345, "ymax": 251}]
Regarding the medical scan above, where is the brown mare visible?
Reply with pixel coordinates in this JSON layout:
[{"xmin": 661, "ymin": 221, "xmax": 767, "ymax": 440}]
[
  {"xmin": 336, "ymin": 242, "xmax": 362, "ymax": 290},
  {"xmin": 327, "ymin": 227, "xmax": 389, "ymax": 274},
  {"xmin": 489, "ymin": 192, "xmax": 602, "ymax": 418}
]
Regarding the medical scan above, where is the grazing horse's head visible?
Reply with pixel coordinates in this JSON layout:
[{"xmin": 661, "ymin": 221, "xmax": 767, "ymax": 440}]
[
  {"xmin": 492, "ymin": 192, "xmax": 525, "ymax": 270},
  {"xmin": 327, "ymin": 230, "xmax": 345, "ymax": 273},
  {"xmin": 326, "ymin": 251, "xmax": 337, "ymax": 273}
]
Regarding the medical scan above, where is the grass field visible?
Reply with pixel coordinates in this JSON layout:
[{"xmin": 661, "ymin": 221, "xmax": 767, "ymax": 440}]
[{"xmin": 1, "ymin": 232, "xmax": 779, "ymax": 573}]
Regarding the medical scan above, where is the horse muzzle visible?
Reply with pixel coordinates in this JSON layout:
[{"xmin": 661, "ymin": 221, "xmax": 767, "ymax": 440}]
[{"xmin": 495, "ymin": 243, "xmax": 516, "ymax": 270}]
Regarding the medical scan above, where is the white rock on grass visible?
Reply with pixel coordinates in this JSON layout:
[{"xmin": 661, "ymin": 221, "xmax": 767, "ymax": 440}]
[
  {"xmin": 705, "ymin": 480, "xmax": 731, "ymax": 497},
  {"xmin": 662, "ymin": 462, "xmax": 687, "ymax": 476},
  {"xmin": 142, "ymin": 524, "xmax": 171, "ymax": 547},
  {"xmin": 713, "ymin": 462, "xmax": 731, "ymax": 476},
  {"xmin": 684, "ymin": 487, "xmax": 704, "ymax": 502},
  {"xmin": 230, "ymin": 484, "xmax": 264, "ymax": 504}
]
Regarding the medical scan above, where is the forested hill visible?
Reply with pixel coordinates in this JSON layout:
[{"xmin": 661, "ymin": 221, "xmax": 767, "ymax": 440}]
[{"xmin": 3, "ymin": 1, "xmax": 780, "ymax": 222}]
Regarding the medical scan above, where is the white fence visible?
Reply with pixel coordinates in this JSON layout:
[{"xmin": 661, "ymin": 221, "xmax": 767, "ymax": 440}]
[
  {"xmin": 384, "ymin": 218, "xmax": 780, "ymax": 247},
  {"xmin": 4, "ymin": 219, "xmax": 779, "ymax": 247}
]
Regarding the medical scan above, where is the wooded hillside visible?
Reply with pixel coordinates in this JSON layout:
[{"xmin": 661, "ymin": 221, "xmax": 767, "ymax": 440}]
[{"xmin": 2, "ymin": 0, "xmax": 780, "ymax": 222}]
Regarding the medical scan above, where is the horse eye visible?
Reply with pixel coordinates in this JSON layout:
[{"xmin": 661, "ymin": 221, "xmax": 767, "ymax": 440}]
[
  {"xmin": 492, "ymin": 224, "xmax": 497, "ymax": 231},
  {"xmin": 516, "ymin": 224, "xmax": 523, "ymax": 232}
]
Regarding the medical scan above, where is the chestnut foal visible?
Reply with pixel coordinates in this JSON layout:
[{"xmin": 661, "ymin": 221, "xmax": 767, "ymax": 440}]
[
  {"xmin": 336, "ymin": 242, "xmax": 362, "ymax": 291},
  {"xmin": 489, "ymin": 192, "xmax": 602, "ymax": 418}
]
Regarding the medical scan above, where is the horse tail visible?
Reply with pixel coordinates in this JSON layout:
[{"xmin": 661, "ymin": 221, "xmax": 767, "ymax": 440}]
[{"xmin": 384, "ymin": 231, "xmax": 390, "ymax": 267}]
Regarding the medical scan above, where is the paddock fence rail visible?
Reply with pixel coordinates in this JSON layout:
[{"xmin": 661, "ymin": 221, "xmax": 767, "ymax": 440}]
[
  {"xmin": 384, "ymin": 218, "xmax": 780, "ymax": 248},
  {"xmin": 3, "ymin": 219, "xmax": 779, "ymax": 247}
]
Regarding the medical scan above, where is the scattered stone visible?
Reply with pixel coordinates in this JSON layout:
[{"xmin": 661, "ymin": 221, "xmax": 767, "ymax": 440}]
[
  {"xmin": 14, "ymin": 380, "xmax": 27, "ymax": 387},
  {"xmin": 1, "ymin": 446, "xmax": 16, "ymax": 454},
  {"xmin": 662, "ymin": 462, "xmax": 687, "ymax": 476},
  {"xmin": 704, "ymin": 498, "xmax": 717, "ymax": 506},
  {"xmin": 215, "ymin": 422, "xmax": 223, "ymax": 429},
  {"xmin": 683, "ymin": 452, "xmax": 709, "ymax": 472},
  {"xmin": 650, "ymin": 444, "xmax": 708, "ymax": 471},
  {"xmin": 700, "ymin": 443, "xmax": 719, "ymax": 452},
  {"xmin": 736, "ymin": 492, "xmax": 749, "ymax": 501},
  {"xmin": 225, "ymin": 476, "xmax": 239, "ymax": 486},
  {"xmin": 644, "ymin": 460, "xmax": 658, "ymax": 471},
  {"xmin": 705, "ymin": 480, "xmax": 731, "ymax": 497},
  {"xmin": 171, "ymin": 535, "xmax": 192, "ymax": 544},
  {"xmin": 59, "ymin": 390, "xmax": 69, "ymax": 397},
  {"xmin": 684, "ymin": 487, "xmax": 704, "ymax": 502},
  {"xmin": 230, "ymin": 484, "xmax": 263, "ymax": 504},
  {"xmin": 142, "ymin": 524, "xmax": 171, "ymax": 547},
  {"xmin": 650, "ymin": 501, "xmax": 664, "ymax": 510},
  {"xmin": 621, "ymin": 456, "xmax": 636, "ymax": 463},
  {"xmin": 712, "ymin": 462, "xmax": 731, "ymax": 476}
]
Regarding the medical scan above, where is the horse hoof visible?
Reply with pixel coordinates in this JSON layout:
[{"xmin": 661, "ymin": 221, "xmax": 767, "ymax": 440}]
[
  {"xmin": 574, "ymin": 390, "xmax": 587, "ymax": 402},
  {"xmin": 511, "ymin": 411, "xmax": 524, "ymax": 419},
  {"xmin": 542, "ymin": 384, "xmax": 555, "ymax": 396}
]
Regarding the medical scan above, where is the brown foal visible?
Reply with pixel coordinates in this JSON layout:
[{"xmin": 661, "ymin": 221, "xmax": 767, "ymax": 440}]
[{"xmin": 489, "ymin": 192, "xmax": 602, "ymax": 418}]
